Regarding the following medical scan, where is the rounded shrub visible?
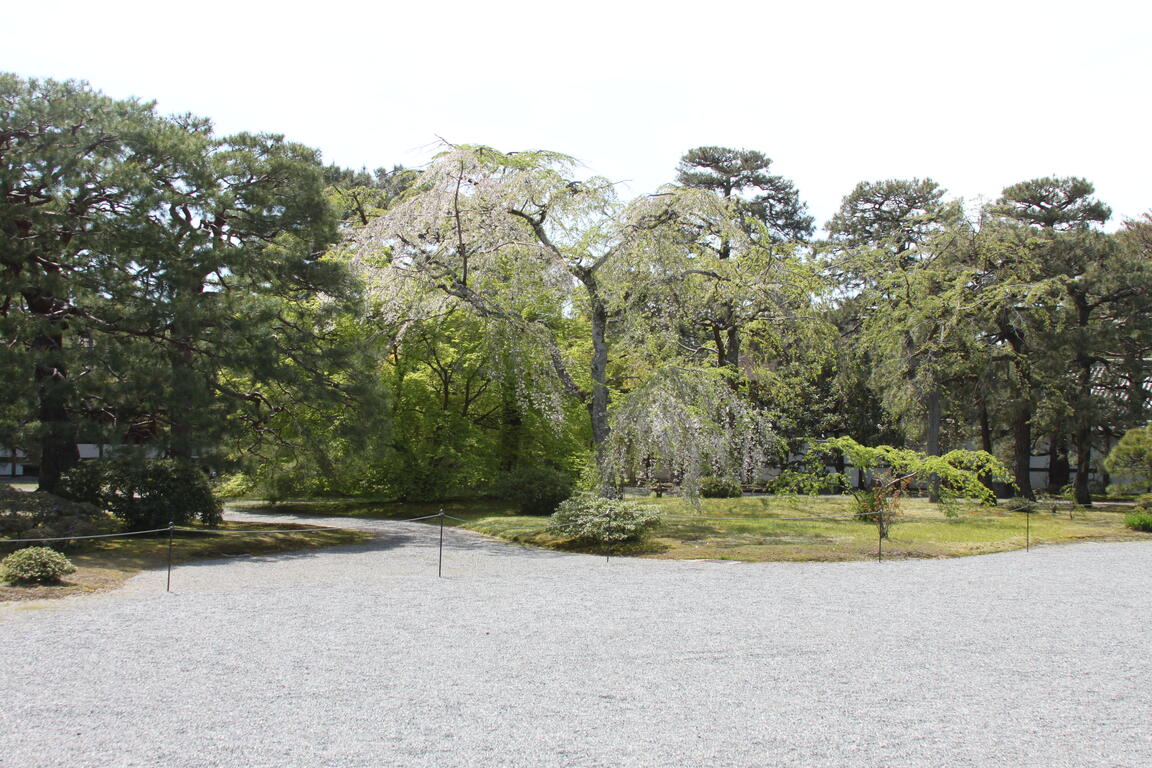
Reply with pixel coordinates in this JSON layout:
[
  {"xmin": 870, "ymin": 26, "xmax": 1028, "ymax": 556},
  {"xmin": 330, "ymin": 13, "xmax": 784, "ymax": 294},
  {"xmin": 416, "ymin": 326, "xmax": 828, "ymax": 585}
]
[
  {"xmin": 497, "ymin": 466, "xmax": 575, "ymax": 516},
  {"xmin": 549, "ymin": 493, "xmax": 662, "ymax": 544},
  {"xmin": 699, "ymin": 476, "xmax": 742, "ymax": 498},
  {"xmin": 2, "ymin": 546, "xmax": 77, "ymax": 585}
]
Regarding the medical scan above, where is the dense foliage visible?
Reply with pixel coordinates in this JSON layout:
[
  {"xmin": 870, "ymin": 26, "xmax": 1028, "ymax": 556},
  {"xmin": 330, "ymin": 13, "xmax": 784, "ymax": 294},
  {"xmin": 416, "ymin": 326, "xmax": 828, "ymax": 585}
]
[
  {"xmin": 1104, "ymin": 425, "xmax": 1152, "ymax": 493},
  {"xmin": 2, "ymin": 546, "xmax": 76, "ymax": 584},
  {"xmin": 1124, "ymin": 512, "xmax": 1152, "ymax": 533},
  {"xmin": 699, "ymin": 477, "xmax": 743, "ymax": 498},
  {"xmin": 3, "ymin": 73, "xmax": 1149, "ymax": 515},
  {"xmin": 497, "ymin": 466, "xmax": 575, "ymax": 516},
  {"xmin": 1, "ymin": 74, "xmax": 357, "ymax": 495},
  {"xmin": 59, "ymin": 456, "xmax": 221, "ymax": 528},
  {"xmin": 549, "ymin": 494, "xmax": 663, "ymax": 544}
]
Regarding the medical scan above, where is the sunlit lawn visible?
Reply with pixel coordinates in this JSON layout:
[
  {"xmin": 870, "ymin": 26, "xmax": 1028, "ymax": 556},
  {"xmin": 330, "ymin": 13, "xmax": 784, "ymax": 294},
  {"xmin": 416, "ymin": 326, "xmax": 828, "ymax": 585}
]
[{"xmin": 233, "ymin": 494, "xmax": 1146, "ymax": 562}]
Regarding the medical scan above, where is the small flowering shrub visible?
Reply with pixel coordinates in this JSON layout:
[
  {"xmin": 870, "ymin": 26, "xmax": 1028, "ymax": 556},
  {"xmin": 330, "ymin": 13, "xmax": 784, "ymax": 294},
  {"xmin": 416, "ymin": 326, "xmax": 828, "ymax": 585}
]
[
  {"xmin": 2, "ymin": 546, "xmax": 77, "ymax": 585},
  {"xmin": 549, "ymin": 493, "xmax": 662, "ymax": 544}
]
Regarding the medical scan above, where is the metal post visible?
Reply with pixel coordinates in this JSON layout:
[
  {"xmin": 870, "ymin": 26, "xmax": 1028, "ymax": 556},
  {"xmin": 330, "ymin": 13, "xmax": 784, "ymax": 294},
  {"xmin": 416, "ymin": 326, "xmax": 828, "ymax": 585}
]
[
  {"xmin": 438, "ymin": 509, "xmax": 444, "ymax": 578},
  {"xmin": 166, "ymin": 522, "xmax": 174, "ymax": 592},
  {"xmin": 606, "ymin": 509, "xmax": 612, "ymax": 564},
  {"xmin": 1026, "ymin": 508, "xmax": 1030, "ymax": 552},
  {"xmin": 877, "ymin": 517, "xmax": 883, "ymax": 562}
]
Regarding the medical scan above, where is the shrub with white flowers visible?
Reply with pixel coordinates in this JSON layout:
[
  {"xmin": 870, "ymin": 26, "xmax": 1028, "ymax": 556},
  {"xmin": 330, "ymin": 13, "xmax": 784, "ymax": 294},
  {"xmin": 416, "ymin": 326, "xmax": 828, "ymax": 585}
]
[
  {"xmin": 2, "ymin": 546, "xmax": 77, "ymax": 585},
  {"xmin": 549, "ymin": 494, "xmax": 662, "ymax": 544}
]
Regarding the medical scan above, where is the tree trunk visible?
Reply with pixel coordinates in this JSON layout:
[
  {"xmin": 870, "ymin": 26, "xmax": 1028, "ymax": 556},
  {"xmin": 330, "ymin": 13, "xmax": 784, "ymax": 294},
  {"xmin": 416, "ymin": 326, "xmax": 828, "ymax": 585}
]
[
  {"xmin": 587, "ymin": 291, "xmax": 616, "ymax": 497},
  {"xmin": 498, "ymin": 383, "xmax": 522, "ymax": 472},
  {"xmin": 979, "ymin": 403, "xmax": 994, "ymax": 455},
  {"xmin": 724, "ymin": 325, "xmax": 740, "ymax": 372},
  {"xmin": 167, "ymin": 342, "xmax": 196, "ymax": 460},
  {"xmin": 1047, "ymin": 433, "xmax": 1071, "ymax": 492},
  {"xmin": 1073, "ymin": 425, "xmax": 1093, "ymax": 506},
  {"xmin": 925, "ymin": 388, "xmax": 942, "ymax": 503},
  {"xmin": 22, "ymin": 288, "xmax": 79, "ymax": 494},
  {"xmin": 832, "ymin": 451, "xmax": 847, "ymax": 492},
  {"xmin": 1012, "ymin": 407, "xmax": 1034, "ymax": 500},
  {"xmin": 32, "ymin": 325, "xmax": 79, "ymax": 493},
  {"xmin": 1070, "ymin": 292, "xmax": 1094, "ymax": 507},
  {"xmin": 978, "ymin": 402, "xmax": 998, "ymax": 495}
]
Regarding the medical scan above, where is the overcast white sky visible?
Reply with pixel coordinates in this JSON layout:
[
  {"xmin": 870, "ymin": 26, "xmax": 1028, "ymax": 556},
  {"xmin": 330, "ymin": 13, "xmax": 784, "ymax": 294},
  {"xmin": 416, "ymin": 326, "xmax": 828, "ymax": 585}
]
[{"xmin": 5, "ymin": 0, "xmax": 1148, "ymax": 231}]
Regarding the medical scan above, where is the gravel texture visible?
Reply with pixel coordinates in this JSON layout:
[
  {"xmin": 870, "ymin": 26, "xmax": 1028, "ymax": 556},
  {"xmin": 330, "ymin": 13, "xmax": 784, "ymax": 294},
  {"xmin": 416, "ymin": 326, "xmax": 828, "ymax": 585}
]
[{"xmin": 2, "ymin": 510, "xmax": 1150, "ymax": 768}]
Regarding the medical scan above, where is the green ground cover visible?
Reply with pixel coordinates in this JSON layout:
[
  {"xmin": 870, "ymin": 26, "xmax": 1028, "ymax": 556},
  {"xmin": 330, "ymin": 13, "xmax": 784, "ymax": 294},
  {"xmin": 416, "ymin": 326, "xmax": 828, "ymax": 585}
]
[{"xmin": 233, "ymin": 495, "xmax": 1146, "ymax": 561}]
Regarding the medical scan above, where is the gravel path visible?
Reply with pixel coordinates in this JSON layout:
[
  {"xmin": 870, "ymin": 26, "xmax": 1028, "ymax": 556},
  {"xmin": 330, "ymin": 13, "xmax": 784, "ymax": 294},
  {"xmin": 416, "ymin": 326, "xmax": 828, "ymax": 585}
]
[{"xmin": 2, "ymin": 510, "xmax": 1150, "ymax": 768}]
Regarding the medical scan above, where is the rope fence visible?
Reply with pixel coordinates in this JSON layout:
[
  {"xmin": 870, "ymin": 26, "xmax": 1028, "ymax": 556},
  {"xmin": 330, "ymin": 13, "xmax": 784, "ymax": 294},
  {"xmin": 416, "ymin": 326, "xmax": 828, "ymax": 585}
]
[{"xmin": 2, "ymin": 506, "xmax": 1048, "ymax": 593}]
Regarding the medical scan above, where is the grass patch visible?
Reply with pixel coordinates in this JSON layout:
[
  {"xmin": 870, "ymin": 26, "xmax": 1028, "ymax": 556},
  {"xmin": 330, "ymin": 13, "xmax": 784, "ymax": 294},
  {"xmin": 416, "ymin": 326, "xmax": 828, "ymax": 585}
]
[
  {"xmin": 644, "ymin": 497, "xmax": 1147, "ymax": 561},
  {"xmin": 1125, "ymin": 512, "xmax": 1152, "ymax": 532},
  {"xmin": 1, "ymin": 520, "xmax": 372, "ymax": 604},
  {"xmin": 236, "ymin": 494, "xmax": 1148, "ymax": 563}
]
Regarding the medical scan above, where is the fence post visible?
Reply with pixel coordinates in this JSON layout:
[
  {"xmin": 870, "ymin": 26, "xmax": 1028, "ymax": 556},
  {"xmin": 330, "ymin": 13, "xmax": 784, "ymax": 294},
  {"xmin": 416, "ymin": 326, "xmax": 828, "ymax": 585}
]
[
  {"xmin": 606, "ymin": 508, "xmax": 612, "ymax": 564},
  {"xmin": 877, "ymin": 516, "xmax": 883, "ymax": 562},
  {"xmin": 438, "ymin": 509, "xmax": 444, "ymax": 578},
  {"xmin": 166, "ymin": 522, "xmax": 174, "ymax": 592}
]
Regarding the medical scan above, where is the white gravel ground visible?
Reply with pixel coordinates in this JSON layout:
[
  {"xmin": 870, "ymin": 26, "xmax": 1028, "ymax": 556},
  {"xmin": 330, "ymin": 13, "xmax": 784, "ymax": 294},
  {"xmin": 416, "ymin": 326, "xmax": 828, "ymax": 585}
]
[{"xmin": 2, "ymin": 510, "xmax": 1150, "ymax": 768}]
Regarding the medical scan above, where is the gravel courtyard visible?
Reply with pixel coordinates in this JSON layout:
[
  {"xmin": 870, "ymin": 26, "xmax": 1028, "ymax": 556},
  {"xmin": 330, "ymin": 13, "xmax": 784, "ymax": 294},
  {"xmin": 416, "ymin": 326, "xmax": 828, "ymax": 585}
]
[{"xmin": 2, "ymin": 511, "xmax": 1150, "ymax": 768}]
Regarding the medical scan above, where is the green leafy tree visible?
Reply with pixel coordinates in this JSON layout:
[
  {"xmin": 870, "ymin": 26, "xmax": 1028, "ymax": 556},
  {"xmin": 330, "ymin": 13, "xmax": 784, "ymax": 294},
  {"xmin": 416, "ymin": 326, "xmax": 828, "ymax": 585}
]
[
  {"xmin": 807, "ymin": 437, "xmax": 1011, "ymax": 538},
  {"xmin": 1103, "ymin": 424, "xmax": 1152, "ymax": 493},
  {"xmin": 324, "ymin": 163, "xmax": 418, "ymax": 225},
  {"xmin": 673, "ymin": 146, "xmax": 814, "ymax": 375},
  {"xmin": 824, "ymin": 179, "xmax": 969, "ymax": 497},
  {"xmin": 973, "ymin": 177, "xmax": 1128, "ymax": 503},
  {"xmin": 1, "ymin": 75, "xmax": 350, "ymax": 490},
  {"xmin": 675, "ymin": 146, "xmax": 813, "ymax": 243}
]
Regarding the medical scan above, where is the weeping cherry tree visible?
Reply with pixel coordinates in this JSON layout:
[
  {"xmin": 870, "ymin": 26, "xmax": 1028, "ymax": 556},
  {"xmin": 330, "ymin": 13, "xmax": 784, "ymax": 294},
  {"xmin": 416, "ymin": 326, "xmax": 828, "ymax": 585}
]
[{"xmin": 351, "ymin": 144, "xmax": 791, "ymax": 496}]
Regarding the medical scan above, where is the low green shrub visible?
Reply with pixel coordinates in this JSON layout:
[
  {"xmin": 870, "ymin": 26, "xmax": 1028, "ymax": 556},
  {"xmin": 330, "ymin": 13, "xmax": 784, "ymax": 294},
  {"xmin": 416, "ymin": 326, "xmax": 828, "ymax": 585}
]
[
  {"xmin": 2, "ymin": 546, "xmax": 77, "ymax": 585},
  {"xmin": 59, "ymin": 456, "xmax": 222, "ymax": 528},
  {"xmin": 497, "ymin": 466, "xmax": 575, "ymax": 516},
  {"xmin": 549, "ymin": 493, "xmax": 662, "ymax": 544},
  {"xmin": 699, "ymin": 476, "xmax": 742, "ymax": 499},
  {"xmin": 1124, "ymin": 512, "xmax": 1152, "ymax": 532}
]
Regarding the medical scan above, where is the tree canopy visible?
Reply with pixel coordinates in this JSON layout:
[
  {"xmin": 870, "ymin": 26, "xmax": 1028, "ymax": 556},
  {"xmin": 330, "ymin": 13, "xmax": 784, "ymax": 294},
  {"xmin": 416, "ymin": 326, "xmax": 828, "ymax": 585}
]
[{"xmin": 4, "ymin": 75, "xmax": 1149, "ymax": 510}]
